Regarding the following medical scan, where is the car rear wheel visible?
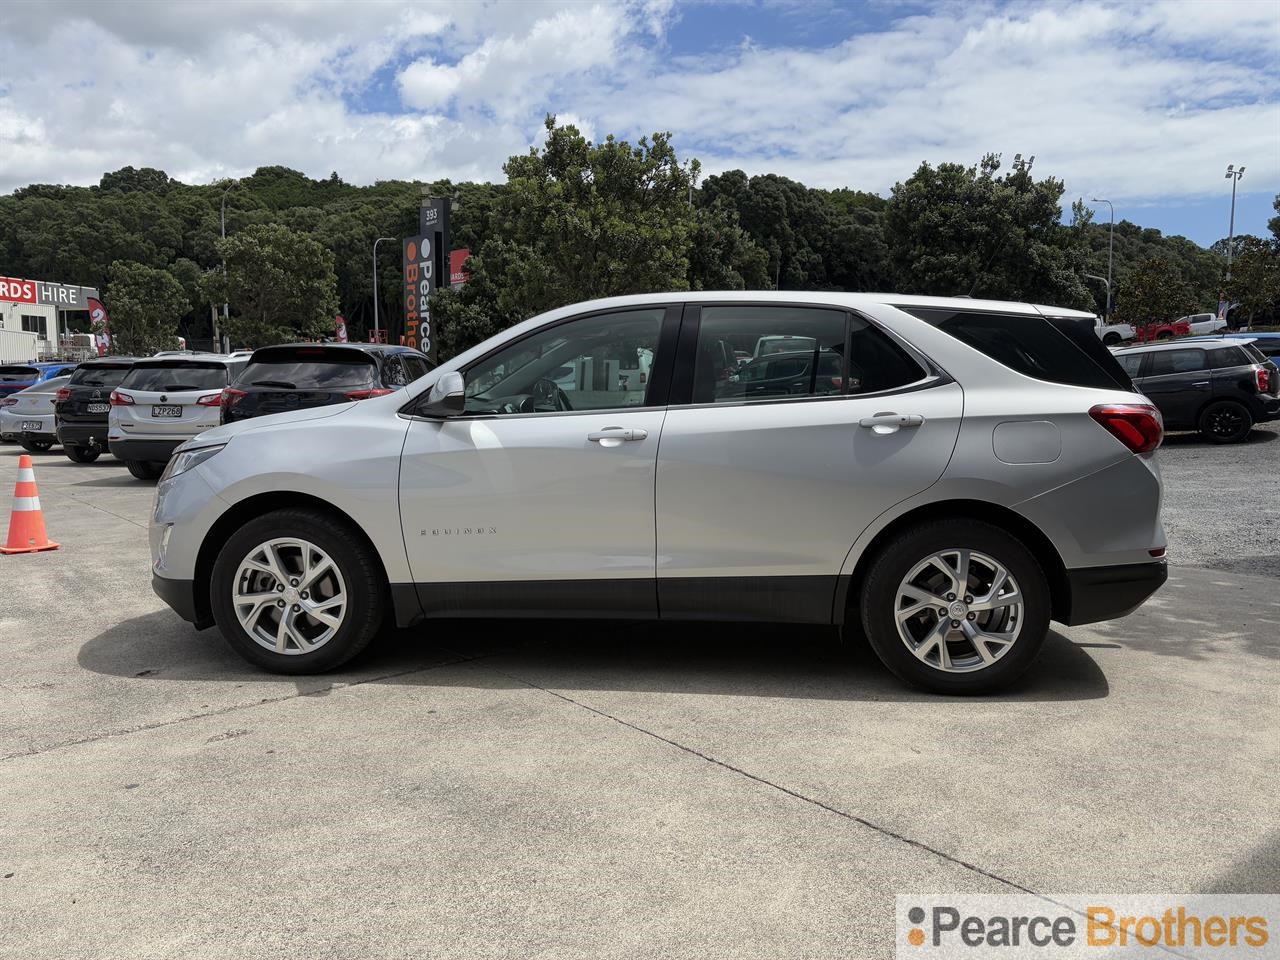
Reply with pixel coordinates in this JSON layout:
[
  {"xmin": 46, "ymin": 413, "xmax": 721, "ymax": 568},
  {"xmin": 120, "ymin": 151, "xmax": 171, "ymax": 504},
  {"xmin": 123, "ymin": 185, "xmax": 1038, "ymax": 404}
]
[
  {"xmin": 1199, "ymin": 400, "xmax": 1252, "ymax": 444},
  {"xmin": 210, "ymin": 508, "xmax": 386, "ymax": 674},
  {"xmin": 1102, "ymin": 332, "xmax": 1122, "ymax": 346},
  {"xmin": 860, "ymin": 520, "xmax": 1050, "ymax": 695},
  {"xmin": 125, "ymin": 459, "xmax": 165, "ymax": 480},
  {"xmin": 65, "ymin": 444, "xmax": 101, "ymax": 463},
  {"xmin": 20, "ymin": 438, "xmax": 53, "ymax": 453}
]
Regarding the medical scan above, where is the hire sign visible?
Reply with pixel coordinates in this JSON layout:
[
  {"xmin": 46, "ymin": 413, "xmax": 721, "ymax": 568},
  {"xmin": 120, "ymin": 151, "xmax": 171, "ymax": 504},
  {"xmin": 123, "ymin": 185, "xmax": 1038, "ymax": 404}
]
[{"xmin": 0, "ymin": 276, "xmax": 99, "ymax": 308}]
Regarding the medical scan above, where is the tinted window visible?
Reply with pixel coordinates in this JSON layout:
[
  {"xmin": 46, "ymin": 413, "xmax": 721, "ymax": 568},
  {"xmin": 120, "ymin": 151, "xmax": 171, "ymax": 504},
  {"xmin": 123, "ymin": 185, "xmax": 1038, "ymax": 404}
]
[
  {"xmin": 465, "ymin": 308, "xmax": 664, "ymax": 413},
  {"xmin": 403, "ymin": 356, "xmax": 430, "ymax": 381},
  {"xmin": 848, "ymin": 314, "xmax": 927, "ymax": 393},
  {"xmin": 122, "ymin": 362, "xmax": 230, "ymax": 392},
  {"xmin": 0, "ymin": 366, "xmax": 39, "ymax": 382},
  {"xmin": 69, "ymin": 364, "xmax": 133, "ymax": 388},
  {"xmin": 1209, "ymin": 347, "xmax": 1250, "ymax": 370},
  {"xmin": 903, "ymin": 308, "xmax": 1126, "ymax": 390},
  {"xmin": 240, "ymin": 349, "xmax": 378, "ymax": 390},
  {"xmin": 382, "ymin": 355, "xmax": 407, "ymax": 387},
  {"xmin": 1116, "ymin": 354, "xmax": 1144, "ymax": 377},
  {"xmin": 694, "ymin": 306, "xmax": 846, "ymax": 403},
  {"xmin": 1146, "ymin": 349, "xmax": 1208, "ymax": 376}
]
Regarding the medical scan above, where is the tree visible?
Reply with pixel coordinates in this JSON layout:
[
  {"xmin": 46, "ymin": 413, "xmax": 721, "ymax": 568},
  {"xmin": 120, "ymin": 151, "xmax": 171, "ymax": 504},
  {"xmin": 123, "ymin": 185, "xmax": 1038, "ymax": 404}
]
[
  {"xmin": 105, "ymin": 260, "xmax": 189, "ymax": 355},
  {"xmin": 211, "ymin": 223, "xmax": 339, "ymax": 348},
  {"xmin": 1269, "ymin": 194, "xmax": 1279, "ymax": 242},
  {"xmin": 1223, "ymin": 237, "xmax": 1280, "ymax": 327},
  {"xmin": 1112, "ymin": 258, "xmax": 1198, "ymax": 331}
]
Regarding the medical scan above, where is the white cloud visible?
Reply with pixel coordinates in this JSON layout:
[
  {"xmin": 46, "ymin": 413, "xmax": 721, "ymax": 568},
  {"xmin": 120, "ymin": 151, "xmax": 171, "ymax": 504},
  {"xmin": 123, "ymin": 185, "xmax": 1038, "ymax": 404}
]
[{"xmin": 0, "ymin": 0, "xmax": 1274, "ymax": 232}]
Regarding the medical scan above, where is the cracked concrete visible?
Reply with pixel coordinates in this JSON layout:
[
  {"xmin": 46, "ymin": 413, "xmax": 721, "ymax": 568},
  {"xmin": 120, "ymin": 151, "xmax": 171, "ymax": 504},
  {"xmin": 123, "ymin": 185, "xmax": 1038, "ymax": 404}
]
[{"xmin": 1, "ymin": 436, "xmax": 1276, "ymax": 959}]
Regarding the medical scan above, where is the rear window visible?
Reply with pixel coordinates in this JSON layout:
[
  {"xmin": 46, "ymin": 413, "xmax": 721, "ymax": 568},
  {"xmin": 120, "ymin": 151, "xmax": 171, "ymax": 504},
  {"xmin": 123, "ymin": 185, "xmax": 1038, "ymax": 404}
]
[
  {"xmin": 0, "ymin": 366, "xmax": 39, "ymax": 382},
  {"xmin": 899, "ymin": 308, "xmax": 1131, "ymax": 391},
  {"xmin": 240, "ymin": 349, "xmax": 378, "ymax": 390},
  {"xmin": 69, "ymin": 364, "xmax": 133, "ymax": 388},
  {"xmin": 122, "ymin": 362, "xmax": 231, "ymax": 392}
]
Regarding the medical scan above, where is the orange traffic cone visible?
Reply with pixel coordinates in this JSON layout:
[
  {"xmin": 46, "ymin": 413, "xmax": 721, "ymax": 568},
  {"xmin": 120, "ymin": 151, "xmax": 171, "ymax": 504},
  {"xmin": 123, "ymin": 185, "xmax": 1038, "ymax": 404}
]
[{"xmin": 1, "ymin": 455, "xmax": 59, "ymax": 554}]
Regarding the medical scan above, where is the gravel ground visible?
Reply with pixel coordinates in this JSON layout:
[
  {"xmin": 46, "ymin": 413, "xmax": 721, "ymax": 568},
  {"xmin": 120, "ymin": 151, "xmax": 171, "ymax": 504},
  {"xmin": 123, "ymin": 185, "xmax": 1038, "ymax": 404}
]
[{"xmin": 1159, "ymin": 421, "xmax": 1280, "ymax": 577}]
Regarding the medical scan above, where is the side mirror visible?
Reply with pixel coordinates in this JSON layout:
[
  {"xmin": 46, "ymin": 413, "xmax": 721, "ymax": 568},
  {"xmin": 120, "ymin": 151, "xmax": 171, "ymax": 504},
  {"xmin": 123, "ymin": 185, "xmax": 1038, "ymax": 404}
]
[{"xmin": 416, "ymin": 371, "xmax": 466, "ymax": 418}]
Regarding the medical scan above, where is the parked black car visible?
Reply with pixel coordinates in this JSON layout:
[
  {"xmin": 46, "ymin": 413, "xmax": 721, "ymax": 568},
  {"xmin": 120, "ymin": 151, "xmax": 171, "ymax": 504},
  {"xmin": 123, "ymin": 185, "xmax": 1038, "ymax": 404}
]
[
  {"xmin": 221, "ymin": 343, "xmax": 433, "ymax": 424},
  {"xmin": 53, "ymin": 357, "xmax": 140, "ymax": 462},
  {"xmin": 1114, "ymin": 338, "xmax": 1280, "ymax": 443}
]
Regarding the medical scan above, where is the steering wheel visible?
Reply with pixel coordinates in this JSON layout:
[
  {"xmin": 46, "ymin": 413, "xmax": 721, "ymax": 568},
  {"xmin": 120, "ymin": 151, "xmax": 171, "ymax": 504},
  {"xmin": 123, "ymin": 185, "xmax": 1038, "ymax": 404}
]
[{"xmin": 530, "ymin": 378, "xmax": 572, "ymax": 412}]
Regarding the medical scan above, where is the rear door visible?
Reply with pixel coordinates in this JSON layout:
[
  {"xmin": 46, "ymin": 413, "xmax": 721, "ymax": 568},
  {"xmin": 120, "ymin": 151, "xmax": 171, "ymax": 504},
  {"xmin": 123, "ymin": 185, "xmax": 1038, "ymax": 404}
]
[
  {"xmin": 226, "ymin": 347, "xmax": 381, "ymax": 421},
  {"xmin": 112, "ymin": 360, "xmax": 231, "ymax": 437},
  {"xmin": 654, "ymin": 303, "xmax": 962, "ymax": 622},
  {"xmin": 1138, "ymin": 348, "xmax": 1210, "ymax": 427}
]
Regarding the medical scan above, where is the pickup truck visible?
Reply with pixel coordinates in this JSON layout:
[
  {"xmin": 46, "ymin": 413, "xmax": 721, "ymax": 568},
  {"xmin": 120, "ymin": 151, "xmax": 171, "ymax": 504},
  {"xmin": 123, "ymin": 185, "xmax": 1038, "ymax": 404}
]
[
  {"xmin": 1094, "ymin": 317, "xmax": 1192, "ymax": 345},
  {"xmin": 1094, "ymin": 320, "xmax": 1136, "ymax": 346},
  {"xmin": 1178, "ymin": 312, "xmax": 1229, "ymax": 336}
]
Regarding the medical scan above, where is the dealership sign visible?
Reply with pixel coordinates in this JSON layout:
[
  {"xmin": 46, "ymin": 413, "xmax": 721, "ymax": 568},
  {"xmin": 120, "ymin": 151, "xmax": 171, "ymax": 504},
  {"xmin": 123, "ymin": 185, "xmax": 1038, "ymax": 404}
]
[
  {"xmin": 402, "ymin": 236, "xmax": 433, "ymax": 358},
  {"xmin": 0, "ymin": 276, "xmax": 99, "ymax": 308}
]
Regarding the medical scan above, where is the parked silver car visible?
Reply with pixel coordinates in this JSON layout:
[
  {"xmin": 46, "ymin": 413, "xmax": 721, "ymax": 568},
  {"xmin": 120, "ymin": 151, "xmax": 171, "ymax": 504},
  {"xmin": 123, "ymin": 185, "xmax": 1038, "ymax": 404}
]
[
  {"xmin": 151, "ymin": 293, "xmax": 1167, "ymax": 693},
  {"xmin": 0, "ymin": 374, "xmax": 72, "ymax": 452},
  {"xmin": 109, "ymin": 355, "xmax": 248, "ymax": 480}
]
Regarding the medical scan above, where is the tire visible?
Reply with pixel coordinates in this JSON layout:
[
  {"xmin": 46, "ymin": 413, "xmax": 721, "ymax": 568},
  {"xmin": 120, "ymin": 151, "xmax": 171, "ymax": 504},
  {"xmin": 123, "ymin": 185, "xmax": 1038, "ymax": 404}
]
[
  {"xmin": 210, "ymin": 508, "xmax": 386, "ymax": 674},
  {"xmin": 1102, "ymin": 333, "xmax": 1121, "ymax": 346},
  {"xmin": 20, "ymin": 438, "xmax": 53, "ymax": 453},
  {"xmin": 65, "ymin": 444, "xmax": 101, "ymax": 463},
  {"xmin": 125, "ymin": 459, "xmax": 165, "ymax": 480},
  {"xmin": 1156, "ymin": 331, "xmax": 1173, "ymax": 341},
  {"xmin": 860, "ymin": 519, "xmax": 1050, "ymax": 695},
  {"xmin": 1199, "ymin": 400, "xmax": 1253, "ymax": 444}
]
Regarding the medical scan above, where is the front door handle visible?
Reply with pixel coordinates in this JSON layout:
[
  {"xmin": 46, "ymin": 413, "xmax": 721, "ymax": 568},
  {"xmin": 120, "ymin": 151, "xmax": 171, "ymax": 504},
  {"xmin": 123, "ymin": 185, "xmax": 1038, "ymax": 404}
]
[
  {"xmin": 1191, "ymin": 381, "xmax": 1211, "ymax": 389},
  {"xmin": 588, "ymin": 427, "xmax": 648, "ymax": 443},
  {"xmin": 858, "ymin": 412, "xmax": 925, "ymax": 435}
]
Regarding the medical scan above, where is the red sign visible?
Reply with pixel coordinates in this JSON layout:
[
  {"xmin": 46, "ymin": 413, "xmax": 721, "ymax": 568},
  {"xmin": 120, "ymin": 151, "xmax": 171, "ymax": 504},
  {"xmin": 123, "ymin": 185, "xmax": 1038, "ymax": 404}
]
[
  {"xmin": 0, "ymin": 277, "xmax": 36, "ymax": 304},
  {"xmin": 334, "ymin": 314, "xmax": 348, "ymax": 343},
  {"xmin": 87, "ymin": 297, "xmax": 111, "ymax": 356},
  {"xmin": 450, "ymin": 248, "xmax": 471, "ymax": 288}
]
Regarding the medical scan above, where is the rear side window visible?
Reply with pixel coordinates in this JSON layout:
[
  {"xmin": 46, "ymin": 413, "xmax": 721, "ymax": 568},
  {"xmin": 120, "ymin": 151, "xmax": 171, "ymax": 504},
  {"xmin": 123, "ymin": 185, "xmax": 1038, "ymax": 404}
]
[
  {"xmin": 122, "ymin": 362, "xmax": 230, "ymax": 392},
  {"xmin": 69, "ymin": 364, "xmax": 133, "ymax": 388},
  {"xmin": 241, "ymin": 349, "xmax": 378, "ymax": 390},
  {"xmin": 0, "ymin": 366, "xmax": 38, "ymax": 382},
  {"xmin": 1146, "ymin": 349, "xmax": 1208, "ymax": 376},
  {"xmin": 1116, "ymin": 354, "xmax": 1144, "ymax": 378},
  {"xmin": 900, "ymin": 308, "xmax": 1130, "ymax": 391},
  {"xmin": 1209, "ymin": 347, "xmax": 1250, "ymax": 369}
]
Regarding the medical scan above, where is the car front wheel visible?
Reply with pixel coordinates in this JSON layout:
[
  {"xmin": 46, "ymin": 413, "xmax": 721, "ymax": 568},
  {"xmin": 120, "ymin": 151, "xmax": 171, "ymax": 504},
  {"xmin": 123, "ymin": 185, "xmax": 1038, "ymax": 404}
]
[
  {"xmin": 860, "ymin": 520, "xmax": 1050, "ymax": 694},
  {"xmin": 210, "ymin": 508, "xmax": 386, "ymax": 673}
]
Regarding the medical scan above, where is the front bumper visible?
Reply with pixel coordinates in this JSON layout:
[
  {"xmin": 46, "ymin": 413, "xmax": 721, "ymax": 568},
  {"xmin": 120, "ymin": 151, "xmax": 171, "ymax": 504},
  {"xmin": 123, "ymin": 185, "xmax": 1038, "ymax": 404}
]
[
  {"xmin": 1064, "ymin": 560, "xmax": 1168, "ymax": 625},
  {"xmin": 109, "ymin": 437, "xmax": 183, "ymax": 463},
  {"xmin": 152, "ymin": 574, "xmax": 212, "ymax": 629}
]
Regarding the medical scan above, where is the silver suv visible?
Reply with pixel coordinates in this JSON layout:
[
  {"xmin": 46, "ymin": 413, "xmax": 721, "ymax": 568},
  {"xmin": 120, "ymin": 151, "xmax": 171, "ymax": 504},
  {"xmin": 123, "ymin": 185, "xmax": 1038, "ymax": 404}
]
[
  {"xmin": 151, "ymin": 293, "xmax": 1167, "ymax": 694},
  {"xmin": 109, "ymin": 354, "xmax": 248, "ymax": 480}
]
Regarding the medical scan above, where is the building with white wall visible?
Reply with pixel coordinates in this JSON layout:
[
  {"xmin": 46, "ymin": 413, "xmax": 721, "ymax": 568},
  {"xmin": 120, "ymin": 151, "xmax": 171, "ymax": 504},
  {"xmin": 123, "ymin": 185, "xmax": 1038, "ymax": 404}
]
[{"xmin": 0, "ymin": 275, "xmax": 100, "ymax": 359}]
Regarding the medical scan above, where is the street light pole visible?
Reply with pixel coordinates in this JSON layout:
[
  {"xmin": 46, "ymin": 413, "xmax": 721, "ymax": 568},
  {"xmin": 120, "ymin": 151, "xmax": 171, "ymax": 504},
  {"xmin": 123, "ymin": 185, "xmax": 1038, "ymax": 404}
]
[
  {"xmin": 1224, "ymin": 165, "xmax": 1245, "ymax": 281},
  {"xmin": 372, "ymin": 237, "xmax": 397, "ymax": 342},
  {"xmin": 1090, "ymin": 198, "xmax": 1115, "ymax": 318},
  {"xmin": 219, "ymin": 180, "xmax": 239, "ymax": 352}
]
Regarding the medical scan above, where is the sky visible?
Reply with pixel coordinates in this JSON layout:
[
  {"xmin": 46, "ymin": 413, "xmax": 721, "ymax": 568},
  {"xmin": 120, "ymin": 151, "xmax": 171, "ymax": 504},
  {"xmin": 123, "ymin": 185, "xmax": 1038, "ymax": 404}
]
[{"xmin": 0, "ymin": 0, "xmax": 1276, "ymax": 247}]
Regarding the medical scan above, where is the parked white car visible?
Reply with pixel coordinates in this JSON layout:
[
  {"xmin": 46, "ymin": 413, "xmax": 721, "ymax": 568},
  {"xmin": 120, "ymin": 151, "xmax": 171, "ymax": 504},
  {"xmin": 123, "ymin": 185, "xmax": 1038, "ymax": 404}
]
[
  {"xmin": 1094, "ymin": 318, "xmax": 1136, "ymax": 346},
  {"xmin": 0, "ymin": 374, "xmax": 72, "ymax": 452}
]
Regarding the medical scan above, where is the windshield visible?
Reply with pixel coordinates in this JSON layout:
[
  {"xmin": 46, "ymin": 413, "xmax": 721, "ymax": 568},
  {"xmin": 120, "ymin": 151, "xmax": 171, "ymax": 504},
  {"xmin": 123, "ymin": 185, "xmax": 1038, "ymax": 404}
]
[
  {"xmin": 122, "ymin": 362, "xmax": 230, "ymax": 392},
  {"xmin": 69, "ymin": 364, "xmax": 133, "ymax": 388},
  {"xmin": 0, "ymin": 366, "xmax": 39, "ymax": 382},
  {"xmin": 239, "ymin": 350, "xmax": 377, "ymax": 390}
]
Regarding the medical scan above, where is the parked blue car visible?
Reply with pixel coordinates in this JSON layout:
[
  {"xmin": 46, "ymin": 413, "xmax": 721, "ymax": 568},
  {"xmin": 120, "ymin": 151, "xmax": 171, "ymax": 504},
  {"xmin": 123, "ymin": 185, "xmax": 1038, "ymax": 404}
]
[{"xmin": 0, "ymin": 361, "xmax": 80, "ymax": 440}]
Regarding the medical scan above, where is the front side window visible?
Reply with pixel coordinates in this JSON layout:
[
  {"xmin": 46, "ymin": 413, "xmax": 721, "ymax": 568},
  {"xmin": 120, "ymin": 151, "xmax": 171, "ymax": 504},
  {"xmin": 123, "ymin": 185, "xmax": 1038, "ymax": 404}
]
[
  {"xmin": 464, "ymin": 308, "xmax": 664, "ymax": 414},
  {"xmin": 1145, "ymin": 349, "xmax": 1208, "ymax": 376}
]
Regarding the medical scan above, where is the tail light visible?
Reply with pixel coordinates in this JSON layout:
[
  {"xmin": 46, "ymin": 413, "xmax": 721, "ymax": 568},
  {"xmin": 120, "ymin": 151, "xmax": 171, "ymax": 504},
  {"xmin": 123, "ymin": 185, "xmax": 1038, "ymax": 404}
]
[
  {"xmin": 1089, "ymin": 403, "xmax": 1163, "ymax": 454},
  {"xmin": 830, "ymin": 376, "xmax": 844, "ymax": 390},
  {"xmin": 221, "ymin": 388, "xmax": 246, "ymax": 409},
  {"xmin": 0, "ymin": 397, "xmax": 16, "ymax": 407},
  {"xmin": 109, "ymin": 390, "xmax": 134, "ymax": 406},
  {"xmin": 1256, "ymin": 366, "xmax": 1272, "ymax": 394},
  {"xmin": 345, "ymin": 388, "xmax": 395, "ymax": 400},
  {"xmin": 196, "ymin": 392, "xmax": 224, "ymax": 407},
  {"xmin": 55, "ymin": 388, "xmax": 71, "ymax": 402}
]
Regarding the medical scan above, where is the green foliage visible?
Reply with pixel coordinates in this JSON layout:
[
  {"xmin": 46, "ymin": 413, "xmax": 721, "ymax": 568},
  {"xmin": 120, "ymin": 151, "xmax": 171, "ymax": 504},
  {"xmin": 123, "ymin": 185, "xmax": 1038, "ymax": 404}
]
[
  {"xmin": 211, "ymin": 223, "xmax": 339, "ymax": 348},
  {"xmin": 884, "ymin": 154, "xmax": 1091, "ymax": 308},
  {"xmin": 105, "ymin": 260, "xmax": 189, "ymax": 355},
  {"xmin": 1112, "ymin": 258, "xmax": 1198, "ymax": 329},
  {"xmin": 1269, "ymin": 194, "xmax": 1279, "ymax": 242},
  {"xmin": 1223, "ymin": 236, "xmax": 1280, "ymax": 327}
]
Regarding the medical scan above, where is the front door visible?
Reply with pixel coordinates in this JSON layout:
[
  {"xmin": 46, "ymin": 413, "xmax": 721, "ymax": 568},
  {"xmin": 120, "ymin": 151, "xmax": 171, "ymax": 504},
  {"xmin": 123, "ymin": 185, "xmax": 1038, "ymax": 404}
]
[
  {"xmin": 399, "ymin": 305, "xmax": 678, "ymax": 617},
  {"xmin": 655, "ymin": 303, "xmax": 963, "ymax": 622}
]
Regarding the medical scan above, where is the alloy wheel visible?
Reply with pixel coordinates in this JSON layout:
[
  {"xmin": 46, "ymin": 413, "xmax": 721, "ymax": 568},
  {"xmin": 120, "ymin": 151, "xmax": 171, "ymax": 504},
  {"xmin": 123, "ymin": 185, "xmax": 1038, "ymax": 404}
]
[
  {"xmin": 893, "ymin": 548, "xmax": 1024, "ymax": 673},
  {"xmin": 233, "ymin": 538, "xmax": 347, "ymax": 655}
]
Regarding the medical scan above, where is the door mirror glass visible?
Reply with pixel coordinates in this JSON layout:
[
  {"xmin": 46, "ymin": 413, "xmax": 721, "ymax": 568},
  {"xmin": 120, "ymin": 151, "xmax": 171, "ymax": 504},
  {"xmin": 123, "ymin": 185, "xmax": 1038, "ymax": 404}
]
[{"xmin": 417, "ymin": 371, "xmax": 465, "ymax": 417}]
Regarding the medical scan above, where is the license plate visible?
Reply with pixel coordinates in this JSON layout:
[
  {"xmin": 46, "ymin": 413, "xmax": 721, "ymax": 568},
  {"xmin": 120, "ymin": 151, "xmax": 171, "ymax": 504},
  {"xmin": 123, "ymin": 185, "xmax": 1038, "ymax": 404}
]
[
  {"xmin": 87, "ymin": 403, "xmax": 109, "ymax": 413},
  {"xmin": 21, "ymin": 420, "xmax": 41, "ymax": 431},
  {"xmin": 152, "ymin": 405, "xmax": 182, "ymax": 418}
]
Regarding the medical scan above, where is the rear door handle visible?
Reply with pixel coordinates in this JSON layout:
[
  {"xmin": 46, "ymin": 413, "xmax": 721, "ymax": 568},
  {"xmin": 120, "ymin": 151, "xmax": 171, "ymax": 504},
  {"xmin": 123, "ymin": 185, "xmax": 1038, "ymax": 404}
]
[
  {"xmin": 858, "ymin": 412, "xmax": 925, "ymax": 435},
  {"xmin": 588, "ymin": 427, "xmax": 648, "ymax": 443},
  {"xmin": 1191, "ymin": 381, "xmax": 1211, "ymax": 389}
]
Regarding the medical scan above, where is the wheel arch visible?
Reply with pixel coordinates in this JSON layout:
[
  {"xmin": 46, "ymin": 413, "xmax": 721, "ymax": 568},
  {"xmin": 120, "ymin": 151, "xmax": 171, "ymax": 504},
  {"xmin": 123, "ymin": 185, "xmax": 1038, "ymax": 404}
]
[
  {"xmin": 835, "ymin": 499, "xmax": 1070, "ymax": 626},
  {"xmin": 192, "ymin": 491, "xmax": 397, "ymax": 628}
]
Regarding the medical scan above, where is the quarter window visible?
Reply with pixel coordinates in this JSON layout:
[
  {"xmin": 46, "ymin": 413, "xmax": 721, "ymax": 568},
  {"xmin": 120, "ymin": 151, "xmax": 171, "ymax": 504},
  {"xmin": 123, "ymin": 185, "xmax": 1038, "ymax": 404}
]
[
  {"xmin": 1116, "ymin": 354, "xmax": 1144, "ymax": 378},
  {"xmin": 464, "ymin": 308, "xmax": 664, "ymax": 414}
]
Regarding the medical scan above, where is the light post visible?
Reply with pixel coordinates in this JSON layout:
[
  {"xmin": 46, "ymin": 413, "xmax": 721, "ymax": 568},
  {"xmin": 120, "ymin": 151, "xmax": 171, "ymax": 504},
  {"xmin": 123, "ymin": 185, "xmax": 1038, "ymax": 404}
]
[
  {"xmin": 219, "ymin": 180, "xmax": 240, "ymax": 352},
  {"xmin": 1091, "ymin": 198, "xmax": 1115, "ymax": 317},
  {"xmin": 1224, "ymin": 165, "xmax": 1245, "ymax": 281},
  {"xmin": 372, "ymin": 237, "xmax": 397, "ymax": 341}
]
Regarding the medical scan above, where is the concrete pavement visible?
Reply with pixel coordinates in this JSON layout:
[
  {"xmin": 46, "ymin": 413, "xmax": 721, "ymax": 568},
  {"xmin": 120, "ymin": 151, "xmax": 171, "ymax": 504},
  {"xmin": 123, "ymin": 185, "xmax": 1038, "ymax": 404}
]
[{"xmin": 1, "ymin": 440, "xmax": 1276, "ymax": 958}]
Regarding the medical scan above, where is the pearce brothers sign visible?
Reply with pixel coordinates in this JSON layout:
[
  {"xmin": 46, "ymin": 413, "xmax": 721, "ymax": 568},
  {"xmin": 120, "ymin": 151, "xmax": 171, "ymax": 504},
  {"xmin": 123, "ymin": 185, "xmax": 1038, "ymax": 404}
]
[
  {"xmin": 402, "ymin": 197, "xmax": 451, "ymax": 364},
  {"xmin": 0, "ymin": 276, "xmax": 100, "ymax": 309}
]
